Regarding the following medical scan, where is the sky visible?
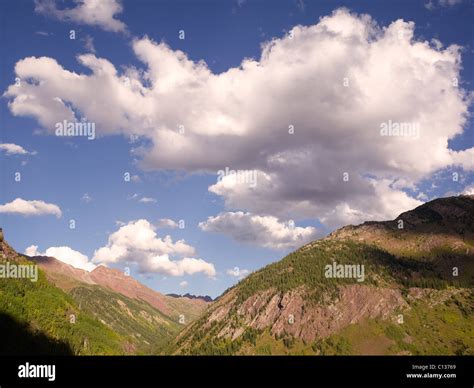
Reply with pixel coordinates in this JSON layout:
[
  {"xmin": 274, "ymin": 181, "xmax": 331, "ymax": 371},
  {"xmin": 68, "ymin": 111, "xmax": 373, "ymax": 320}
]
[{"xmin": 0, "ymin": 0, "xmax": 473, "ymax": 298}]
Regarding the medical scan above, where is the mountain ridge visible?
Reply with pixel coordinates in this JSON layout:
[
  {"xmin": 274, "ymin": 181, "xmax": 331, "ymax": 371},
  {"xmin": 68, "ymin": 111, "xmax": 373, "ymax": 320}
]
[
  {"xmin": 172, "ymin": 194, "xmax": 474, "ymax": 355},
  {"xmin": 0, "ymin": 236, "xmax": 209, "ymax": 354},
  {"xmin": 167, "ymin": 293, "xmax": 214, "ymax": 303},
  {"xmin": 29, "ymin": 255, "xmax": 211, "ymax": 321}
]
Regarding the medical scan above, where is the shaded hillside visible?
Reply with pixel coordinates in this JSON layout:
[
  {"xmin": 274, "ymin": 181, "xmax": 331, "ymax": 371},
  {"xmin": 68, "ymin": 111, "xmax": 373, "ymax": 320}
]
[
  {"xmin": 173, "ymin": 195, "xmax": 474, "ymax": 355},
  {"xmin": 0, "ymin": 313, "xmax": 73, "ymax": 355}
]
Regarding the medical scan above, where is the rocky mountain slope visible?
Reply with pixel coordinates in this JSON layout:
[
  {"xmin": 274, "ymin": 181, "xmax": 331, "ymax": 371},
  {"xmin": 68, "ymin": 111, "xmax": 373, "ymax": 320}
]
[
  {"xmin": 173, "ymin": 195, "xmax": 474, "ymax": 355},
  {"xmin": 32, "ymin": 256, "xmax": 209, "ymax": 323},
  {"xmin": 0, "ymin": 237, "xmax": 210, "ymax": 355}
]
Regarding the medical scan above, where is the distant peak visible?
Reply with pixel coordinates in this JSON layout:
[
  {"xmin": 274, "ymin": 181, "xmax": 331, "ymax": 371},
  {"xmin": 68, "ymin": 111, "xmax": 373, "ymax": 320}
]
[{"xmin": 167, "ymin": 293, "xmax": 213, "ymax": 302}]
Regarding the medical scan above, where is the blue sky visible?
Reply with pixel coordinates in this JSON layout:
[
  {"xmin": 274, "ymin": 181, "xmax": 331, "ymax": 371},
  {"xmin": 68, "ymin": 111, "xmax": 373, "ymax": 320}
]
[{"xmin": 0, "ymin": 0, "xmax": 473, "ymax": 298}]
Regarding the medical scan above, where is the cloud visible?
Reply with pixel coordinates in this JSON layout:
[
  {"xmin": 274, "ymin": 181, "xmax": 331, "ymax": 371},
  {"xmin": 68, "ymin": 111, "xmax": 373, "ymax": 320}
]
[
  {"xmin": 179, "ymin": 280, "xmax": 188, "ymax": 288},
  {"xmin": 462, "ymin": 184, "xmax": 474, "ymax": 195},
  {"xmin": 35, "ymin": 31, "xmax": 52, "ymax": 36},
  {"xmin": 92, "ymin": 219, "xmax": 216, "ymax": 277},
  {"xmin": 34, "ymin": 0, "xmax": 126, "ymax": 33},
  {"xmin": 0, "ymin": 198, "xmax": 62, "ymax": 217},
  {"xmin": 81, "ymin": 193, "xmax": 93, "ymax": 203},
  {"xmin": 425, "ymin": 0, "xmax": 462, "ymax": 10},
  {"xmin": 138, "ymin": 197, "xmax": 157, "ymax": 204},
  {"xmin": 25, "ymin": 245, "xmax": 96, "ymax": 271},
  {"xmin": 157, "ymin": 218, "xmax": 179, "ymax": 228},
  {"xmin": 199, "ymin": 211, "xmax": 320, "ymax": 249},
  {"xmin": 127, "ymin": 194, "xmax": 157, "ymax": 203},
  {"xmin": 143, "ymin": 256, "xmax": 216, "ymax": 277},
  {"xmin": 295, "ymin": 0, "xmax": 306, "ymax": 12},
  {"xmin": 4, "ymin": 8, "xmax": 472, "ymax": 228},
  {"xmin": 83, "ymin": 35, "xmax": 96, "ymax": 53},
  {"xmin": 226, "ymin": 266, "xmax": 250, "ymax": 279},
  {"xmin": 0, "ymin": 143, "xmax": 36, "ymax": 155}
]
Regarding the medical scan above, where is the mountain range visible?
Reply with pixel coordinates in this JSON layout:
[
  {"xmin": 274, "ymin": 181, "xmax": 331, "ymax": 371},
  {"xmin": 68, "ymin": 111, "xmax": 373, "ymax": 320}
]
[
  {"xmin": 172, "ymin": 195, "xmax": 474, "ymax": 355},
  {"xmin": 0, "ymin": 195, "xmax": 472, "ymax": 355},
  {"xmin": 0, "ymin": 239, "xmax": 209, "ymax": 355}
]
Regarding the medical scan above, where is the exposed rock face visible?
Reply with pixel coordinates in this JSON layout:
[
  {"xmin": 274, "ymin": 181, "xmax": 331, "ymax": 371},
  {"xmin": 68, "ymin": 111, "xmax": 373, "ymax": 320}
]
[
  {"xmin": 204, "ymin": 285, "xmax": 408, "ymax": 344},
  {"xmin": 0, "ymin": 236, "xmax": 17, "ymax": 259},
  {"xmin": 174, "ymin": 195, "xmax": 474, "ymax": 354}
]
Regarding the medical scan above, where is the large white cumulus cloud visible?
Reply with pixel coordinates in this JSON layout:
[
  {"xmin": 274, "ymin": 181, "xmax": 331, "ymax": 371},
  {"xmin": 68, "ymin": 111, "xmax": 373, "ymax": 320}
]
[
  {"xmin": 199, "ymin": 212, "xmax": 320, "ymax": 250},
  {"xmin": 25, "ymin": 245, "xmax": 96, "ymax": 272},
  {"xmin": 92, "ymin": 220, "xmax": 216, "ymax": 277},
  {"xmin": 4, "ymin": 8, "xmax": 473, "ymax": 229}
]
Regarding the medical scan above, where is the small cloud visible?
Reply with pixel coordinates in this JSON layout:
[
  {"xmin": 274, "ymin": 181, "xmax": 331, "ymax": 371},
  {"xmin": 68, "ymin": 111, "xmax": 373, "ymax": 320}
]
[
  {"xmin": 425, "ymin": 0, "xmax": 462, "ymax": 10},
  {"xmin": 83, "ymin": 35, "xmax": 96, "ymax": 53},
  {"xmin": 179, "ymin": 280, "xmax": 188, "ymax": 288},
  {"xmin": 25, "ymin": 245, "xmax": 39, "ymax": 256},
  {"xmin": 0, "ymin": 143, "xmax": 36, "ymax": 156},
  {"xmin": 462, "ymin": 184, "xmax": 474, "ymax": 195},
  {"xmin": 416, "ymin": 192, "xmax": 429, "ymax": 201},
  {"xmin": 81, "ymin": 193, "xmax": 93, "ymax": 203},
  {"xmin": 295, "ymin": 0, "xmax": 306, "ymax": 11},
  {"xmin": 157, "ymin": 218, "xmax": 179, "ymax": 229},
  {"xmin": 226, "ymin": 266, "xmax": 250, "ymax": 279},
  {"xmin": 139, "ymin": 197, "xmax": 157, "ymax": 204},
  {"xmin": 128, "ymin": 193, "xmax": 156, "ymax": 204},
  {"xmin": 35, "ymin": 30, "xmax": 52, "ymax": 36},
  {"xmin": 0, "ymin": 198, "xmax": 62, "ymax": 218}
]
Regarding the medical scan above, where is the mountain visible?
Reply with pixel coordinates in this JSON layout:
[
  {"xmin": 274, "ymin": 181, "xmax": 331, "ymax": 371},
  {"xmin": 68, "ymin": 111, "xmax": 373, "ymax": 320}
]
[
  {"xmin": 1, "ymin": 195, "xmax": 472, "ymax": 356},
  {"xmin": 0, "ymin": 236, "xmax": 210, "ymax": 355},
  {"xmin": 31, "ymin": 256, "xmax": 210, "ymax": 322},
  {"xmin": 30, "ymin": 256, "xmax": 210, "ymax": 353},
  {"xmin": 173, "ymin": 195, "xmax": 474, "ymax": 355},
  {"xmin": 167, "ymin": 293, "xmax": 214, "ymax": 303},
  {"xmin": 0, "ymin": 238, "xmax": 123, "ymax": 355}
]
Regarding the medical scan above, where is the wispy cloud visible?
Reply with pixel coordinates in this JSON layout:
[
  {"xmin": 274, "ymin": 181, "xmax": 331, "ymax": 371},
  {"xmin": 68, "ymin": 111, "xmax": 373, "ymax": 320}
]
[
  {"xmin": 0, "ymin": 143, "xmax": 36, "ymax": 156},
  {"xmin": 34, "ymin": 0, "xmax": 127, "ymax": 33}
]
